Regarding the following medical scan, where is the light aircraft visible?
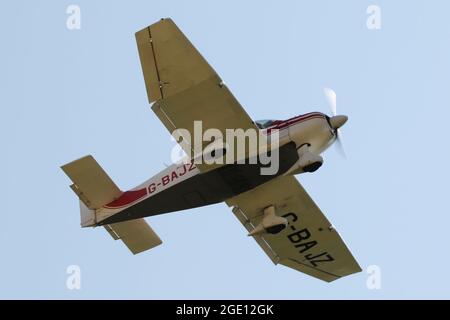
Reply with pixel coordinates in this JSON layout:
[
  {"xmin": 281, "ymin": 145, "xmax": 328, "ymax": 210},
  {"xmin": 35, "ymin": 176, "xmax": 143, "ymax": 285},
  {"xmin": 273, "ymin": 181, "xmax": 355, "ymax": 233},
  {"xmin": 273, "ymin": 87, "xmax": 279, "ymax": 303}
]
[{"xmin": 61, "ymin": 18, "xmax": 361, "ymax": 282}]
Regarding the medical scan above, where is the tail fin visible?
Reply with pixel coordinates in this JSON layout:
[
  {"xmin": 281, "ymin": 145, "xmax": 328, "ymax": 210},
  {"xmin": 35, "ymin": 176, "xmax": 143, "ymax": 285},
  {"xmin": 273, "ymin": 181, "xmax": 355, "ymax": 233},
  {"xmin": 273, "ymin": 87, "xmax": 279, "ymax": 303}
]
[{"xmin": 61, "ymin": 155, "xmax": 162, "ymax": 254}]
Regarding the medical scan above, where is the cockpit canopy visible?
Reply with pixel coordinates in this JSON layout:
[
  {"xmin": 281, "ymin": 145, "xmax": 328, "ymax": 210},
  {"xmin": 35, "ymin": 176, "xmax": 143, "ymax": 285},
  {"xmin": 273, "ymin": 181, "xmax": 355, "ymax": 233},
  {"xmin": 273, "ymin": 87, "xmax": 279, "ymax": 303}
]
[{"xmin": 255, "ymin": 119, "xmax": 280, "ymax": 129}]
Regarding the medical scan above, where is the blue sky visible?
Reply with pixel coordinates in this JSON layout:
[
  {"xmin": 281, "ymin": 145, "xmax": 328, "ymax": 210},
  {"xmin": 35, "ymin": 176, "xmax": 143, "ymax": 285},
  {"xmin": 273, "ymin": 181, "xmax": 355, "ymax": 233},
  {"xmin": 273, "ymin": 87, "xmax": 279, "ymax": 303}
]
[{"xmin": 1, "ymin": 0, "xmax": 449, "ymax": 299}]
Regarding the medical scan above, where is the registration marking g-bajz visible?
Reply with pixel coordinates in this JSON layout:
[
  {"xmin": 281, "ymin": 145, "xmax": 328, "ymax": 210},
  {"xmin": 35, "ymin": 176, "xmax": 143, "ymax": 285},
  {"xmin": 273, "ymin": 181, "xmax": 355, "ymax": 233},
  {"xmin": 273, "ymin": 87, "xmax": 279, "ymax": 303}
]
[
  {"xmin": 148, "ymin": 163, "xmax": 196, "ymax": 194},
  {"xmin": 282, "ymin": 212, "xmax": 334, "ymax": 267}
]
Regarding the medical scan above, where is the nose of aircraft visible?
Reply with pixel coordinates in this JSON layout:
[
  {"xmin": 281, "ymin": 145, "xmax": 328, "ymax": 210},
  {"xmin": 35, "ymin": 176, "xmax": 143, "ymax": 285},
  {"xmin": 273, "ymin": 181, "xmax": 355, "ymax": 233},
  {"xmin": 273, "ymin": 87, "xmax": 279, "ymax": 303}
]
[{"xmin": 329, "ymin": 115, "xmax": 348, "ymax": 130}]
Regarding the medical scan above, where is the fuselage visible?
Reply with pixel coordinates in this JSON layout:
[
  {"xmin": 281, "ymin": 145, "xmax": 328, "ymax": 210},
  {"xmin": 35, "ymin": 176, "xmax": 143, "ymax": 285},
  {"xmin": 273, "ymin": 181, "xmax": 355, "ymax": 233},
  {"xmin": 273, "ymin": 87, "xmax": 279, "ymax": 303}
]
[{"xmin": 97, "ymin": 112, "xmax": 336, "ymax": 225}]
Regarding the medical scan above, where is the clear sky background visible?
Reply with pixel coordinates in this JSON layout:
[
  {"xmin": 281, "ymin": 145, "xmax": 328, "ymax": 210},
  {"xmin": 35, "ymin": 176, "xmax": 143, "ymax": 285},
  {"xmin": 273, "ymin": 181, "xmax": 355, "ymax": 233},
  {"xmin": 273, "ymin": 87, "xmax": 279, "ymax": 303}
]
[{"xmin": 1, "ymin": 0, "xmax": 449, "ymax": 299}]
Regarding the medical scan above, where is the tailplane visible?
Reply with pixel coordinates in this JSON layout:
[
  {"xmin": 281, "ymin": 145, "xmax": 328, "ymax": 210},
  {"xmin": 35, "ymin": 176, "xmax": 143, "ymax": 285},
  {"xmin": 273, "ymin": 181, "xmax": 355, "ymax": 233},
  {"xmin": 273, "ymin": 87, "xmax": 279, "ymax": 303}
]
[
  {"xmin": 62, "ymin": 155, "xmax": 121, "ymax": 226},
  {"xmin": 61, "ymin": 155, "xmax": 162, "ymax": 254}
]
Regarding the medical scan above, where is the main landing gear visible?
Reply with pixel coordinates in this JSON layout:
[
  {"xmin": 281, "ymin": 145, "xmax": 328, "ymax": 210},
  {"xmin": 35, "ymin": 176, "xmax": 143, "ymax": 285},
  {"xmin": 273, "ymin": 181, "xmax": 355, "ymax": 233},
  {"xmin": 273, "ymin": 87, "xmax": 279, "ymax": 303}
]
[
  {"xmin": 248, "ymin": 205, "xmax": 288, "ymax": 236},
  {"xmin": 297, "ymin": 144, "xmax": 323, "ymax": 173}
]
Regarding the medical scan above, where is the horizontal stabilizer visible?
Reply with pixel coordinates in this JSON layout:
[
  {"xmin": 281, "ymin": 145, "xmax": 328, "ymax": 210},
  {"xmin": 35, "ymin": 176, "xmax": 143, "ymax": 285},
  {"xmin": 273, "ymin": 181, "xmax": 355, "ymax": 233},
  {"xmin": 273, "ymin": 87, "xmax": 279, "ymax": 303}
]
[
  {"xmin": 104, "ymin": 219, "xmax": 162, "ymax": 254},
  {"xmin": 61, "ymin": 155, "xmax": 122, "ymax": 210}
]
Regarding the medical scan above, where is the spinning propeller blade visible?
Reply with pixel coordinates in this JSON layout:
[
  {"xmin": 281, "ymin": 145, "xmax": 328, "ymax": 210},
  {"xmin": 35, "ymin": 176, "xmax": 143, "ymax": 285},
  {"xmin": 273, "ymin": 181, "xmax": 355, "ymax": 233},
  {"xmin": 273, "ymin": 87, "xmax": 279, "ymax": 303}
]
[
  {"xmin": 324, "ymin": 88, "xmax": 337, "ymax": 116},
  {"xmin": 324, "ymin": 88, "xmax": 346, "ymax": 158}
]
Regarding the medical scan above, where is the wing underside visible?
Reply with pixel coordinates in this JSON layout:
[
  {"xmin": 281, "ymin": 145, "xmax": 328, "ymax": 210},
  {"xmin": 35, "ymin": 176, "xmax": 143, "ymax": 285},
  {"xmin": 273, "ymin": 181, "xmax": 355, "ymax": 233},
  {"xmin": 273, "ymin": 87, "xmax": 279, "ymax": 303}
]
[
  {"xmin": 135, "ymin": 19, "xmax": 259, "ymax": 172},
  {"xmin": 227, "ymin": 176, "xmax": 361, "ymax": 282}
]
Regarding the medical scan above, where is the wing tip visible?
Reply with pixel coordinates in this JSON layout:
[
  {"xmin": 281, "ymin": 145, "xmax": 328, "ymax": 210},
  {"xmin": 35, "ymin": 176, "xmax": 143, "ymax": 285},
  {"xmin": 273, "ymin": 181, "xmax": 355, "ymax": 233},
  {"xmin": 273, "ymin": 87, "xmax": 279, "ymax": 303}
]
[{"xmin": 135, "ymin": 17, "xmax": 174, "ymax": 35}]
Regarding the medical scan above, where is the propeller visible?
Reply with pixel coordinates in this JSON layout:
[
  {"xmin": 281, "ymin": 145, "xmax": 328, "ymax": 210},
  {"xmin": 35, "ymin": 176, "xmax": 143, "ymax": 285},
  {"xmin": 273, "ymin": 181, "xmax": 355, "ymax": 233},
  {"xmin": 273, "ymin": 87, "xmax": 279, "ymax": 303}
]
[{"xmin": 324, "ymin": 88, "xmax": 347, "ymax": 158}]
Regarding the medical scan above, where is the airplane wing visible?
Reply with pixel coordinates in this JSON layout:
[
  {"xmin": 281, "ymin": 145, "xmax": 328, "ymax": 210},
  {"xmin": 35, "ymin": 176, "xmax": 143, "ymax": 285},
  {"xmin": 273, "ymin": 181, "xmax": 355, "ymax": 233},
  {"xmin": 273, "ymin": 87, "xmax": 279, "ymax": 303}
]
[
  {"xmin": 226, "ymin": 175, "xmax": 361, "ymax": 282},
  {"xmin": 135, "ymin": 19, "xmax": 259, "ymax": 171}
]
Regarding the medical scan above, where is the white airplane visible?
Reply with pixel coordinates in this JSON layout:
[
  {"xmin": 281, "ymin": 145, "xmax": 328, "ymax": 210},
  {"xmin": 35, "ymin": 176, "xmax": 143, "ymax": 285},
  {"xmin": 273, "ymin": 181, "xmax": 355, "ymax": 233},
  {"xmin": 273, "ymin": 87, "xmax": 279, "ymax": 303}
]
[{"xmin": 61, "ymin": 18, "xmax": 361, "ymax": 282}]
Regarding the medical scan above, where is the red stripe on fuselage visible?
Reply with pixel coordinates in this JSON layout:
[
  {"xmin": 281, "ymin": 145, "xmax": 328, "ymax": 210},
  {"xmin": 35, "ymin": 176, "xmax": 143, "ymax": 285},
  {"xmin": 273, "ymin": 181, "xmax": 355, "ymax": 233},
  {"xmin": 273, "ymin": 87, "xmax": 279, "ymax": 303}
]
[
  {"xmin": 103, "ymin": 188, "xmax": 148, "ymax": 209},
  {"xmin": 272, "ymin": 112, "xmax": 324, "ymax": 129},
  {"xmin": 266, "ymin": 112, "xmax": 325, "ymax": 134}
]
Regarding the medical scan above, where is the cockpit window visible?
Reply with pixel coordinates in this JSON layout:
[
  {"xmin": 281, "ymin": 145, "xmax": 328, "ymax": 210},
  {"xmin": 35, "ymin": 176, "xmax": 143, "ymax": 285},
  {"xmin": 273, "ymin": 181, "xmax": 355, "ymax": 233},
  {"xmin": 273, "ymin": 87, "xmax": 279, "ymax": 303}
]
[{"xmin": 255, "ymin": 119, "xmax": 279, "ymax": 129}]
